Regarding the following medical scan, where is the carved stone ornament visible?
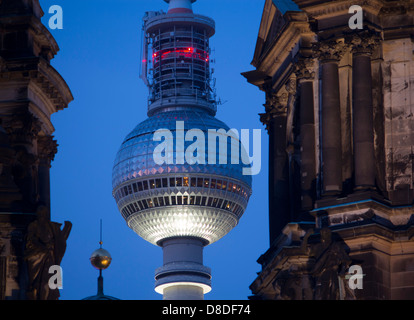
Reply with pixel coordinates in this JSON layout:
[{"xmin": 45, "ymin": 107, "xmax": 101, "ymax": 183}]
[
  {"xmin": 294, "ymin": 58, "xmax": 315, "ymax": 80},
  {"xmin": 285, "ymin": 78, "xmax": 297, "ymax": 95},
  {"xmin": 267, "ymin": 228, "xmax": 357, "ymax": 300},
  {"xmin": 0, "ymin": 124, "xmax": 22, "ymax": 203},
  {"xmin": 312, "ymin": 39, "xmax": 348, "ymax": 62},
  {"xmin": 309, "ymin": 228, "xmax": 356, "ymax": 300},
  {"xmin": 37, "ymin": 136, "xmax": 58, "ymax": 166},
  {"xmin": 6, "ymin": 112, "xmax": 42, "ymax": 144},
  {"xmin": 259, "ymin": 92, "xmax": 288, "ymax": 131},
  {"xmin": 24, "ymin": 205, "xmax": 72, "ymax": 300},
  {"xmin": 345, "ymin": 31, "xmax": 381, "ymax": 56}
]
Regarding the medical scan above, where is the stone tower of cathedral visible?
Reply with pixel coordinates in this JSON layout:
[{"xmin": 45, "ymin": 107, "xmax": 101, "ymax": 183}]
[
  {"xmin": 243, "ymin": 0, "xmax": 414, "ymax": 300},
  {"xmin": 0, "ymin": 0, "xmax": 73, "ymax": 299}
]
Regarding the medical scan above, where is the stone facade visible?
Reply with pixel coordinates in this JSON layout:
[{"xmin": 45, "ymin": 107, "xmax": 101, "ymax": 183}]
[
  {"xmin": 0, "ymin": 0, "xmax": 73, "ymax": 299},
  {"xmin": 243, "ymin": 0, "xmax": 414, "ymax": 299}
]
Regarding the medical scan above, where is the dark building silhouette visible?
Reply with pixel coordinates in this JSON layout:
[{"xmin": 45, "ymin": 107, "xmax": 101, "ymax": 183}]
[
  {"xmin": 0, "ymin": 0, "xmax": 73, "ymax": 299},
  {"xmin": 243, "ymin": 0, "xmax": 414, "ymax": 300}
]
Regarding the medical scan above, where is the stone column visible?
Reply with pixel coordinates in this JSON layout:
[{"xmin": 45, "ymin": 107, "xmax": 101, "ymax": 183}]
[
  {"xmin": 260, "ymin": 92, "xmax": 289, "ymax": 245},
  {"xmin": 37, "ymin": 136, "xmax": 58, "ymax": 216},
  {"xmin": 295, "ymin": 58, "xmax": 316, "ymax": 211},
  {"xmin": 347, "ymin": 32, "xmax": 380, "ymax": 190},
  {"xmin": 5, "ymin": 112, "xmax": 41, "ymax": 209},
  {"xmin": 313, "ymin": 39, "xmax": 347, "ymax": 196}
]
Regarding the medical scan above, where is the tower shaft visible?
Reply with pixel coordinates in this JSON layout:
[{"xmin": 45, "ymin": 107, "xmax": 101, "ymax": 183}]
[
  {"xmin": 155, "ymin": 237, "xmax": 211, "ymax": 300},
  {"xmin": 166, "ymin": 0, "xmax": 194, "ymax": 14}
]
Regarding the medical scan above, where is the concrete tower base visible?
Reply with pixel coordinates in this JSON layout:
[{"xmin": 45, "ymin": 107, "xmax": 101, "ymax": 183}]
[
  {"xmin": 155, "ymin": 237, "xmax": 211, "ymax": 300},
  {"xmin": 163, "ymin": 285, "xmax": 204, "ymax": 300}
]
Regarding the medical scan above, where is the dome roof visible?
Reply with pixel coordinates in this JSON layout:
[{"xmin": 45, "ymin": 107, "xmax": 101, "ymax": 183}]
[
  {"xmin": 82, "ymin": 293, "xmax": 120, "ymax": 301},
  {"xmin": 112, "ymin": 110, "xmax": 252, "ymax": 190}
]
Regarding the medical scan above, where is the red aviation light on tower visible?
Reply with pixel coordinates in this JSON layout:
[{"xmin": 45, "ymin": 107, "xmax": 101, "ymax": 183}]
[
  {"xmin": 152, "ymin": 47, "xmax": 209, "ymax": 63},
  {"xmin": 142, "ymin": 0, "xmax": 216, "ymax": 116}
]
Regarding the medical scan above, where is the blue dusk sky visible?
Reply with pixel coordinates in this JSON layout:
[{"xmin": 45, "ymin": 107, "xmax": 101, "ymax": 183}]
[{"xmin": 40, "ymin": 0, "xmax": 298, "ymax": 300}]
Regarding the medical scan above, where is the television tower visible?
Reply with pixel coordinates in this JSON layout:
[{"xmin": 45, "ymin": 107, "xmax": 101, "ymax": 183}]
[{"xmin": 112, "ymin": 0, "xmax": 252, "ymax": 300}]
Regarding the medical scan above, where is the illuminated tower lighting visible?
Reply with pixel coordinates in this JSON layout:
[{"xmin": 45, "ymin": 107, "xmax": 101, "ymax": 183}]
[{"xmin": 112, "ymin": 0, "xmax": 252, "ymax": 300}]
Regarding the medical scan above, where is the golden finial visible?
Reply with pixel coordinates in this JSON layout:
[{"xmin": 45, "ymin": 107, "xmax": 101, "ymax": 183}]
[{"xmin": 89, "ymin": 219, "xmax": 112, "ymax": 270}]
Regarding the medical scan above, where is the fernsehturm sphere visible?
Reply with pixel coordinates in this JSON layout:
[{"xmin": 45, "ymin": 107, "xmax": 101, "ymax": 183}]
[{"xmin": 112, "ymin": 0, "xmax": 252, "ymax": 300}]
